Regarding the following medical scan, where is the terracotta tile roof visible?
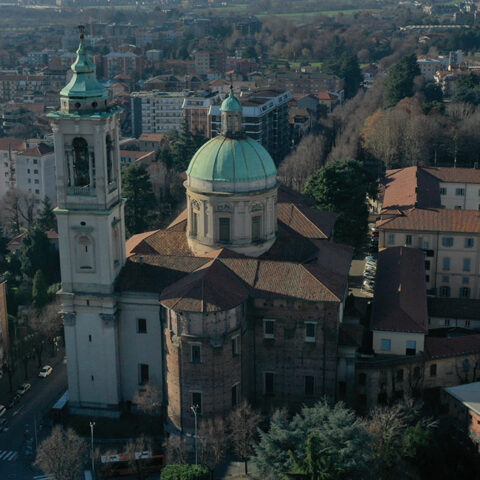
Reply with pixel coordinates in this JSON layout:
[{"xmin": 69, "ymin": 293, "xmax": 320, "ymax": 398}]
[
  {"xmin": 120, "ymin": 150, "xmax": 153, "ymax": 159},
  {"xmin": 167, "ymin": 210, "xmax": 187, "ymax": 230},
  {"xmin": 277, "ymin": 186, "xmax": 337, "ymax": 239},
  {"xmin": 424, "ymin": 166, "xmax": 480, "ymax": 184},
  {"xmin": 160, "ymin": 259, "xmax": 249, "ymax": 312},
  {"xmin": 0, "ymin": 138, "xmax": 25, "ymax": 151},
  {"xmin": 377, "ymin": 207, "xmax": 480, "ymax": 233},
  {"xmin": 428, "ymin": 298, "xmax": 480, "ymax": 320},
  {"xmin": 372, "ymin": 247, "xmax": 428, "ymax": 334},
  {"xmin": 18, "ymin": 143, "xmax": 53, "ymax": 157},
  {"xmin": 138, "ymin": 133, "xmax": 168, "ymax": 143},
  {"xmin": 382, "ymin": 166, "xmax": 440, "ymax": 212},
  {"xmin": 425, "ymin": 334, "xmax": 480, "ymax": 359},
  {"xmin": 125, "ymin": 230, "xmax": 159, "ymax": 257}
]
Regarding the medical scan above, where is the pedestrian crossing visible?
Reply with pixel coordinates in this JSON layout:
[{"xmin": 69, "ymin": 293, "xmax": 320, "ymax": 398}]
[
  {"xmin": 0, "ymin": 450, "xmax": 18, "ymax": 461},
  {"xmin": 33, "ymin": 475, "xmax": 54, "ymax": 480}
]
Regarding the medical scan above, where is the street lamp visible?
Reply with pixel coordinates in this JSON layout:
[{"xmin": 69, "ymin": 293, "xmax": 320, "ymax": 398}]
[
  {"xmin": 89, "ymin": 421, "xmax": 96, "ymax": 479},
  {"xmin": 190, "ymin": 405, "xmax": 199, "ymax": 465}
]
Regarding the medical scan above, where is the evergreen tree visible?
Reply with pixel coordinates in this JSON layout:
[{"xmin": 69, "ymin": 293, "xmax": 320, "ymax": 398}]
[
  {"xmin": 324, "ymin": 53, "xmax": 363, "ymax": 99},
  {"xmin": 171, "ymin": 121, "xmax": 207, "ymax": 172},
  {"xmin": 32, "ymin": 270, "xmax": 48, "ymax": 308},
  {"xmin": 254, "ymin": 401, "xmax": 372, "ymax": 480},
  {"xmin": 37, "ymin": 197, "xmax": 56, "ymax": 232},
  {"xmin": 384, "ymin": 54, "xmax": 420, "ymax": 107},
  {"xmin": 304, "ymin": 159, "xmax": 377, "ymax": 252},
  {"xmin": 122, "ymin": 163, "xmax": 157, "ymax": 235},
  {"xmin": 19, "ymin": 228, "xmax": 59, "ymax": 283}
]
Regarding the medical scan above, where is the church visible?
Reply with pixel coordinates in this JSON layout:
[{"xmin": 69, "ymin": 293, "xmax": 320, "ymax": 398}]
[{"xmin": 49, "ymin": 33, "xmax": 354, "ymax": 432}]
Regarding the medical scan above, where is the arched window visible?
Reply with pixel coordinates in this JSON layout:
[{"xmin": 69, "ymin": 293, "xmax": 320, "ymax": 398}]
[
  {"xmin": 106, "ymin": 135, "xmax": 114, "ymax": 184},
  {"xmin": 77, "ymin": 235, "xmax": 94, "ymax": 270},
  {"xmin": 72, "ymin": 137, "xmax": 90, "ymax": 187}
]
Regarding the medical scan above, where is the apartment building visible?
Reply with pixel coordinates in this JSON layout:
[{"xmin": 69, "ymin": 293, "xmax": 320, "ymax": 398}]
[
  {"xmin": 131, "ymin": 91, "xmax": 186, "ymax": 137},
  {"xmin": 183, "ymin": 91, "xmax": 221, "ymax": 136},
  {"xmin": 104, "ymin": 52, "xmax": 142, "ymax": 80},
  {"xmin": 15, "ymin": 143, "xmax": 56, "ymax": 213},
  {"xmin": 0, "ymin": 74, "xmax": 47, "ymax": 102},
  {"xmin": 0, "ymin": 138, "xmax": 26, "ymax": 199},
  {"xmin": 194, "ymin": 49, "xmax": 225, "ymax": 75},
  {"xmin": 208, "ymin": 89, "xmax": 291, "ymax": 163}
]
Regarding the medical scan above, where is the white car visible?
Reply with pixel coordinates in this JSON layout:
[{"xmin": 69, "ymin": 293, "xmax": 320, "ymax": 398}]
[
  {"xmin": 39, "ymin": 365, "xmax": 53, "ymax": 378},
  {"xmin": 17, "ymin": 383, "xmax": 31, "ymax": 395}
]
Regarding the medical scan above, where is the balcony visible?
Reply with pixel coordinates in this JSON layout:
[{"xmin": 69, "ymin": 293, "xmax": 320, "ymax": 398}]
[{"xmin": 67, "ymin": 185, "xmax": 95, "ymax": 196}]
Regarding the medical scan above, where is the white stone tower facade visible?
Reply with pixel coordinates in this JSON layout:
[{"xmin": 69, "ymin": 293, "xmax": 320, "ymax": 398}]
[{"xmin": 48, "ymin": 28, "xmax": 126, "ymax": 415}]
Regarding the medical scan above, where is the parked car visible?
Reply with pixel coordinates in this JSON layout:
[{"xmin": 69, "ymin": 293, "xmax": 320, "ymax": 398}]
[
  {"xmin": 17, "ymin": 383, "xmax": 31, "ymax": 395},
  {"xmin": 7, "ymin": 395, "xmax": 20, "ymax": 409},
  {"xmin": 39, "ymin": 365, "xmax": 53, "ymax": 378},
  {"xmin": 0, "ymin": 405, "xmax": 6, "ymax": 417}
]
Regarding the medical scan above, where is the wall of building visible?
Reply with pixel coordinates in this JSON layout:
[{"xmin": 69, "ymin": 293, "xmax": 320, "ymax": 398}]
[
  {"xmin": 440, "ymin": 181, "xmax": 480, "ymax": 210},
  {"xmin": 372, "ymin": 330, "xmax": 425, "ymax": 356}
]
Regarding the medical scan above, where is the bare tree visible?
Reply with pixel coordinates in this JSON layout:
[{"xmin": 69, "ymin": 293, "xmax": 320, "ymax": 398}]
[
  {"xmin": 124, "ymin": 435, "xmax": 153, "ymax": 480},
  {"xmin": 133, "ymin": 382, "xmax": 162, "ymax": 416},
  {"xmin": 228, "ymin": 401, "xmax": 262, "ymax": 475},
  {"xmin": 165, "ymin": 434, "xmax": 189, "ymax": 465},
  {"xmin": 198, "ymin": 417, "xmax": 228, "ymax": 480},
  {"xmin": 0, "ymin": 189, "xmax": 35, "ymax": 235},
  {"xmin": 34, "ymin": 426, "xmax": 87, "ymax": 480}
]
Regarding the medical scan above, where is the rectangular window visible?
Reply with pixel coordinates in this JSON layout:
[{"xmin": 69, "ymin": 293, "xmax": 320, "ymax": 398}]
[
  {"xmin": 463, "ymin": 277, "xmax": 470, "ymax": 284},
  {"xmin": 455, "ymin": 206, "xmax": 462, "ymax": 210},
  {"xmin": 442, "ymin": 275, "xmax": 450, "ymax": 283},
  {"xmin": 440, "ymin": 286, "xmax": 450, "ymax": 297},
  {"xmin": 137, "ymin": 318, "xmax": 147, "ymax": 334},
  {"xmin": 424, "ymin": 260, "xmax": 430, "ymax": 270},
  {"xmin": 425, "ymin": 275, "xmax": 430, "ymax": 282},
  {"xmin": 191, "ymin": 392, "xmax": 202, "ymax": 413},
  {"xmin": 191, "ymin": 344, "xmax": 201, "ymax": 364},
  {"xmin": 232, "ymin": 336, "xmax": 239, "ymax": 356},
  {"xmin": 231, "ymin": 384, "xmax": 240, "ymax": 407},
  {"xmin": 305, "ymin": 375, "xmax": 314, "ymax": 396},
  {"xmin": 405, "ymin": 235, "xmax": 412, "ymax": 246},
  {"xmin": 439, "ymin": 187, "xmax": 447, "ymax": 195},
  {"xmin": 305, "ymin": 323, "xmax": 315, "ymax": 342},
  {"xmin": 460, "ymin": 287, "xmax": 471, "ymax": 298},
  {"xmin": 264, "ymin": 319, "xmax": 275, "ymax": 339},
  {"xmin": 465, "ymin": 238, "xmax": 475, "ymax": 248},
  {"xmin": 381, "ymin": 338, "xmax": 391, "ymax": 351},
  {"xmin": 139, "ymin": 363, "xmax": 149, "ymax": 385},
  {"xmin": 456, "ymin": 188, "xmax": 465, "ymax": 196},
  {"xmin": 463, "ymin": 258, "xmax": 471, "ymax": 272},
  {"xmin": 219, "ymin": 217, "xmax": 230, "ymax": 243},
  {"xmin": 430, "ymin": 364, "xmax": 437, "ymax": 377},
  {"xmin": 396, "ymin": 369, "xmax": 404, "ymax": 381},
  {"xmin": 251, "ymin": 216, "xmax": 261, "ymax": 242},
  {"xmin": 388, "ymin": 234, "xmax": 395, "ymax": 245},
  {"xmin": 442, "ymin": 237, "xmax": 454, "ymax": 247},
  {"xmin": 406, "ymin": 340, "xmax": 416, "ymax": 356},
  {"xmin": 265, "ymin": 372, "xmax": 274, "ymax": 395},
  {"xmin": 443, "ymin": 257, "xmax": 450, "ymax": 271}
]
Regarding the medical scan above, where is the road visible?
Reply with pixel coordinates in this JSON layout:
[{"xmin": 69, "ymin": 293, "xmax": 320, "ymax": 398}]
[{"xmin": 0, "ymin": 359, "xmax": 67, "ymax": 480}]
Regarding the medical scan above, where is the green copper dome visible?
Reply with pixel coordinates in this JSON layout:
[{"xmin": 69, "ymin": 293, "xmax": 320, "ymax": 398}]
[
  {"xmin": 220, "ymin": 89, "xmax": 243, "ymax": 112},
  {"xmin": 187, "ymin": 135, "xmax": 277, "ymax": 189},
  {"xmin": 60, "ymin": 39, "xmax": 108, "ymax": 101}
]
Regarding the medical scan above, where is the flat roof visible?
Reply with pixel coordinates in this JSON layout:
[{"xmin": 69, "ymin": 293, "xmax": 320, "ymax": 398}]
[{"xmin": 444, "ymin": 382, "xmax": 480, "ymax": 416}]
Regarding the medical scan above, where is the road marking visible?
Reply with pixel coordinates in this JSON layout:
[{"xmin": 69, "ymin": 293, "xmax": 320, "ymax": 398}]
[
  {"xmin": 33, "ymin": 475, "xmax": 54, "ymax": 480},
  {"xmin": 0, "ymin": 450, "xmax": 18, "ymax": 461}
]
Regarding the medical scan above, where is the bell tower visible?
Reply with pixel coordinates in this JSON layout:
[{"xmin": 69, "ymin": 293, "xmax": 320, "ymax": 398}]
[{"xmin": 48, "ymin": 26, "xmax": 126, "ymax": 415}]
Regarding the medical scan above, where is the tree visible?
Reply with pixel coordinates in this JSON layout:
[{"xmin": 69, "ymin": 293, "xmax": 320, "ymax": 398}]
[
  {"xmin": 254, "ymin": 401, "xmax": 372, "ymax": 480},
  {"xmin": 37, "ymin": 196, "xmax": 56, "ymax": 232},
  {"xmin": 133, "ymin": 382, "xmax": 162, "ymax": 416},
  {"xmin": 34, "ymin": 426, "xmax": 87, "ymax": 480},
  {"xmin": 122, "ymin": 163, "xmax": 157, "ymax": 235},
  {"xmin": 18, "ymin": 227, "xmax": 59, "ymax": 283},
  {"xmin": 32, "ymin": 270, "xmax": 48, "ymax": 308},
  {"xmin": 165, "ymin": 435, "xmax": 189, "ymax": 465},
  {"xmin": 384, "ymin": 54, "xmax": 420, "ymax": 107},
  {"xmin": 0, "ymin": 189, "xmax": 35, "ymax": 234},
  {"xmin": 304, "ymin": 159, "xmax": 377, "ymax": 251},
  {"xmin": 160, "ymin": 464, "xmax": 209, "ymax": 480},
  {"xmin": 229, "ymin": 401, "xmax": 262, "ymax": 475},
  {"xmin": 29, "ymin": 302, "xmax": 62, "ymax": 362},
  {"xmin": 198, "ymin": 417, "xmax": 228, "ymax": 480},
  {"xmin": 324, "ymin": 53, "xmax": 363, "ymax": 99},
  {"xmin": 171, "ymin": 121, "xmax": 207, "ymax": 172},
  {"xmin": 124, "ymin": 435, "xmax": 153, "ymax": 480}
]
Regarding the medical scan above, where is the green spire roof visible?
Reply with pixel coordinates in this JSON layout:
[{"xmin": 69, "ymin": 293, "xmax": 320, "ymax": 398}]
[
  {"xmin": 220, "ymin": 88, "xmax": 243, "ymax": 112},
  {"xmin": 60, "ymin": 36, "xmax": 108, "ymax": 101}
]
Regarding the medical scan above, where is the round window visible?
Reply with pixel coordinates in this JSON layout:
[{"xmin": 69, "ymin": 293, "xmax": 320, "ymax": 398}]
[
  {"xmin": 75, "ymin": 102, "xmax": 81, "ymax": 109},
  {"xmin": 92, "ymin": 102, "xmax": 98, "ymax": 108}
]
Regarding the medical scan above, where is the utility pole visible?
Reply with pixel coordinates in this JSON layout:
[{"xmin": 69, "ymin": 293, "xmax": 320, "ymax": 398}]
[
  {"xmin": 90, "ymin": 421, "xmax": 95, "ymax": 479},
  {"xmin": 190, "ymin": 405, "xmax": 199, "ymax": 465},
  {"xmin": 34, "ymin": 415, "xmax": 37, "ymax": 450}
]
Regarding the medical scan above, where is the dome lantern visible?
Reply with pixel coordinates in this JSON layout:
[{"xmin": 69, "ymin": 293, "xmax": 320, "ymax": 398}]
[{"xmin": 220, "ymin": 87, "xmax": 244, "ymax": 138}]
